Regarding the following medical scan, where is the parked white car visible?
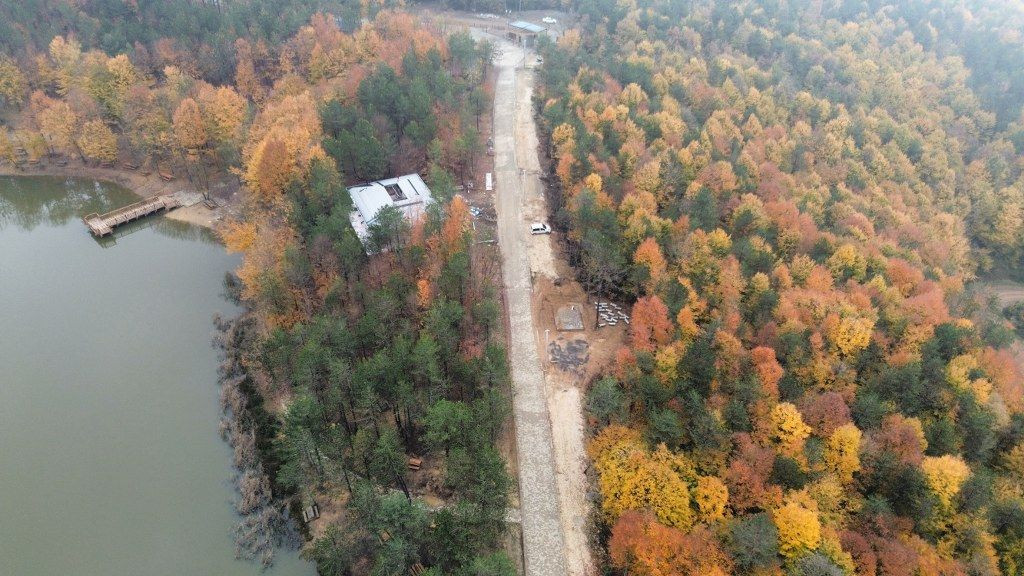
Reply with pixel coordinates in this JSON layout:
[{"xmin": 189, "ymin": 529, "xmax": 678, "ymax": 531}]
[
  {"xmin": 530, "ymin": 222, "xmax": 552, "ymax": 235},
  {"xmin": 542, "ymin": 16, "xmax": 557, "ymax": 24}
]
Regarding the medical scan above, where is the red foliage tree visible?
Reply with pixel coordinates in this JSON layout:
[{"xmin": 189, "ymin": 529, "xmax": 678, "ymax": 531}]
[
  {"xmin": 874, "ymin": 537, "xmax": 918, "ymax": 576},
  {"xmin": 751, "ymin": 346, "xmax": 783, "ymax": 399},
  {"xmin": 840, "ymin": 530, "xmax": 878, "ymax": 576},
  {"xmin": 872, "ymin": 414, "xmax": 927, "ymax": 466},
  {"xmin": 609, "ymin": 511, "xmax": 732, "ymax": 576},
  {"xmin": 797, "ymin": 391, "xmax": 852, "ymax": 437},
  {"xmin": 630, "ymin": 295, "xmax": 674, "ymax": 352}
]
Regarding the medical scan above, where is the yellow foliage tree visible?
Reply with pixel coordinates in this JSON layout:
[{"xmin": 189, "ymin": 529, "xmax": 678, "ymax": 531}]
[
  {"xmin": 242, "ymin": 92, "xmax": 321, "ymax": 201},
  {"xmin": 222, "ymin": 216, "xmax": 300, "ymax": 329},
  {"xmin": 826, "ymin": 243, "xmax": 867, "ymax": 281},
  {"xmin": 694, "ymin": 475, "xmax": 729, "ymax": 523},
  {"xmin": 0, "ymin": 56, "xmax": 28, "ymax": 108},
  {"xmin": 198, "ymin": 85, "xmax": 248, "ymax": 148},
  {"xmin": 247, "ymin": 135, "xmax": 296, "ymax": 202},
  {"xmin": 172, "ymin": 98, "xmax": 208, "ymax": 151},
  {"xmin": 768, "ymin": 402, "xmax": 811, "ymax": 458},
  {"xmin": 48, "ymin": 36, "xmax": 82, "ymax": 95},
  {"xmin": 826, "ymin": 313, "xmax": 874, "ymax": 357},
  {"xmin": 588, "ymin": 426, "xmax": 695, "ymax": 529},
  {"xmin": 824, "ymin": 423, "xmax": 862, "ymax": 483},
  {"xmin": 221, "ymin": 220, "xmax": 258, "ymax": 253},
  {"xmin": 35, "ymin": 97, "xmax": 78, "ymax": 157},
  {"xmin": 654, "ymin": 343, "xmax": 681, "ymax": 385},
  {"xmin": 619, "ymin": 82, "xmax": 649, "ymax": 109},
  {"xmin": 676, "ymin": 304, "xmax": 701, "ymax": 344},
  {"xmin": 105, "ymin": 54, "xmax": 137, "ymax": 92},
  {"xmin": 77, "ymin": 119, "xmax": 118, "ymax": 164},
  {"xmin": 582, "ymin": 172, "xmax": 603, "ymax": 193},
  {"xmin": 921, "ymin": 454, "xmax": 971, "ymax": 509},
  {"xmin": 101, "ymin": 54, "xmax": 137, "ymax": 117},
  {"xmin": 774, "ymin": 497, "xmax": 822, "ymax": 558},
  {"xmin": 15, "ymin": 130, "xmax": 48, "ymax": 162},
  {"xmin": 632, "ymin": 159, "xmax": 662, "ymax": 200}
]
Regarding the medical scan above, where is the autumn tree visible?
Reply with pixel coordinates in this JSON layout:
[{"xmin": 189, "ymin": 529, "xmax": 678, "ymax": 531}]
[
  {"xmin": 824, "ymin": 423, "xmax": 862, "ymax": 483},
  {"xmin": 0, "ymin": 128, "xmax": 15, "ymax": 165},
  {"xmin": 630, "ymin": 295, "xmax": 674, "ymax": 352},
  {"xmin": 633, "ymin": 236, "xmax": 667, "ymax": 294},
  {"xmin": 588, "ymin": 425, "xmax": 694, "ymax": 529},
  {"xmin": 765, "ymin": 402, "xmax": 812, "ymax": 459},
  {"xmin": 0, "ymin": 55, "xmax": 27, "ymax": 109},
  {"xmin": 77, "ymin": 119, "xmax": 117, "ymax": 164},
  {"xmin": 173, "ymin": 98, "xmax": 208, "ymax": 151},
  {"xmin": 921, "ymin": 454, "xmax": 970, "ymax": 509},
  {"xmin": 34, "ymin": 94, "xmax": 79, "ymax": 157},
  {"xmin": 198, "ymin": 85, "xmax": 247, "ymax": 158},
  {"xmin": 609, "ymin": 512, "xmax": 732, "ymax": 576},
  {"xmin": 774, "ymin": 495, "xmax": 821, "ymax": 559}
]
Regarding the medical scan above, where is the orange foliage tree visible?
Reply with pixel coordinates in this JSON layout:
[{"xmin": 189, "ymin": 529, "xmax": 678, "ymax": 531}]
[
  {"xmin": 609, "ymin": 512, "xmax": 731, "ymax": 576},
  {"xmin": 630, "ymin": 295, "xmax": 674, "ymax": 353}
]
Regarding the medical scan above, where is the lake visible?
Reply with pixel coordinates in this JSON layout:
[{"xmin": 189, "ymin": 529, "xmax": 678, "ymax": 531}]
[{"xmin": 0, "ymin": 176, "xmax": 314, "ymax": 576}]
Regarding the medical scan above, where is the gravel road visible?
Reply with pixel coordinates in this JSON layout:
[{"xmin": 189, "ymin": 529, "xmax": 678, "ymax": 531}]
[{"xmin": 489, "ymin": 38, "xmax": 569, "ymax": 576}]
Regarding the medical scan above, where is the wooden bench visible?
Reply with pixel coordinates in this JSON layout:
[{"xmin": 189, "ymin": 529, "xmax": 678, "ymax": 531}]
[
  {"xmin": 407, "ymin": 457, "xmax": 422, "ymax": 471},
  {"xmin": 123, "ymin": 161, "xmax": 139, "ymax": 170},
  {"xmin": 159, "ymin": 171, "xmax": 174, "ymax": 182}
]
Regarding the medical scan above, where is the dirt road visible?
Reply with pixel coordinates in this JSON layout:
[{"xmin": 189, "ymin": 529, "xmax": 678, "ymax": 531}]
[
  {"xmin": 489, "ymin": 38, "xmax": 569, "ymax": 576},
  {"xmin": 487, "ymin": 33, "xmax": 595, "ymax": 576}
]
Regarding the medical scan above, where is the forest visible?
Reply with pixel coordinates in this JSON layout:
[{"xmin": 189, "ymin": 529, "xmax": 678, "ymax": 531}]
[
  {"xmin": 535, "ymin": 0, "xmax": 1024, "ymax": 575},
  {"xmin": 6, "ymin": 0, "xmax": 1024, "ymax": 574},
  {"xmin": 0, "ymin": 2, "xmax": 520, "ymax": 575}
]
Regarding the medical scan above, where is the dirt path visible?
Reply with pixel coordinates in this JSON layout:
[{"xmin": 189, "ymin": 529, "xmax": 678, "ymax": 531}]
[
  {"xmin": 982, "ymin": 280, "xmax": 1024, "ymax": 306},
  {"xmin": 487, "ymin": 32, "xmax": 595, "ymax": 576}
]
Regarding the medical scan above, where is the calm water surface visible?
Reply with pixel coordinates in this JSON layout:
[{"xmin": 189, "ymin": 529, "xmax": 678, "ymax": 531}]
[{"xmin": 0, "ymin": 176, "xmax": 314, "ymax": 576}]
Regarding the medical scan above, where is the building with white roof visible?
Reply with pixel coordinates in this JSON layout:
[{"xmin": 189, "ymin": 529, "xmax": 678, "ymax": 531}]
[
  {"xmin": 507, "ymin": 20, "xmax": 547, "ymax": 47},
  {"xmin": 348, "ymin": 173, "xmax": 433, "ymax": 247}
]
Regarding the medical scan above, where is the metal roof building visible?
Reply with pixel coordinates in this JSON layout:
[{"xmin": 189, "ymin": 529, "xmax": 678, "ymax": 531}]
[
  {"xmin": 509, "ymin": 20, "xmax": 547, "ymax": 33},
  {"xmin": 348, "ymin": 173, "xmax": 433, "ymax": 246},
  {"xmin": 507, "ymin": 20, "xmax": 547, "ymax": 47}
]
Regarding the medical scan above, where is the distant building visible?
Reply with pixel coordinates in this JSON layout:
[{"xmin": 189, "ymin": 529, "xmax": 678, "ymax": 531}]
[
  {"xmin": 507, "ymin": 20, "xmax": 547, "ymax": 47},
  {"xmin": 348, "ymin": 173, "xmax": 433, "ymax": 247}
]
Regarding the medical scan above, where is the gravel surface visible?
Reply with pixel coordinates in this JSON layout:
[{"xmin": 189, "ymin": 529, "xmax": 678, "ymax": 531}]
[{"xmin": 489, "ymin": 36, "xmax": 569, "ymax": 576}]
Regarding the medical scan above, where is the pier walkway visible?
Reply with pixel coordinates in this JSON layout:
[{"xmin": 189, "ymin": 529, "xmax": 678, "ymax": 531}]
[{"xmin": 83, "ymin": 195, "xmax": 179, "ymax": 237}]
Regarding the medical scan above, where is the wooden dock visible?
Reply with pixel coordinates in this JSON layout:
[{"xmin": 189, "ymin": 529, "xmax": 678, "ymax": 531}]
[{"xmin": 83, "ymin": 195, "xmax": 180, "ymax": 237}]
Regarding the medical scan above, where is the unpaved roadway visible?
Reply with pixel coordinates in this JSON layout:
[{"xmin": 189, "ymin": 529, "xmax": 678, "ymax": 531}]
[
  {"xmin": 491, "ymin": 38, "xmax": 566, "ymax": 576},
  {"xmin": 489, "ymin": 34, "xmax": 594, "ymax": 576}
]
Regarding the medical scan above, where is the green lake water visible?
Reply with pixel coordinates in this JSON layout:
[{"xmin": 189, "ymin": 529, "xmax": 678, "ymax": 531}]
[{"xmin": 0, "ymin": 176, "xmax": 314, "ymax": 576}]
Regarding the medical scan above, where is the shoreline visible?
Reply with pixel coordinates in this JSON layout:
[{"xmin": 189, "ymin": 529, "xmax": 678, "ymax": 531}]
[{"xmin": 0, "ymin": 163, "xmax": 232, "ymax": 231}]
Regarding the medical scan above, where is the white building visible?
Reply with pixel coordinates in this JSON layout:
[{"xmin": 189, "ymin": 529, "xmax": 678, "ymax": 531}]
[{"xmin": 348, "ymin": 173, "xmax": 433, "ymax": 246}]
